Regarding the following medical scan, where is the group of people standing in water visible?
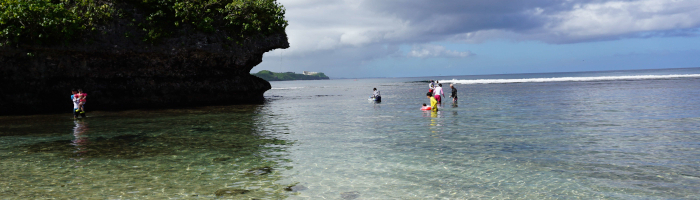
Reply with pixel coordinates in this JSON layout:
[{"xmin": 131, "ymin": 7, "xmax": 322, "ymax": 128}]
[
  {"xmin": 423, "ymin": 80, "xmax": 457, "ymax": 112},
  {"xmin": 371, "ymin": 80, "xmax": 457, "ymax": 112}
]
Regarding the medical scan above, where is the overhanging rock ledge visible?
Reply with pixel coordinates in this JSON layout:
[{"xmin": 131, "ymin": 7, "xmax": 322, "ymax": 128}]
[{"xmin": 0, "ymin": 31, "xmax": 289, "ymax": 115}]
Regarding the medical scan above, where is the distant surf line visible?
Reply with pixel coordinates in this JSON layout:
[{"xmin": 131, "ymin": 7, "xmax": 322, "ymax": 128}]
[
  {"xmin": 440, "ymin": 74, "xmax": 700, "ymax": 85},
  {"xmin": 271, "ymin": 87, "xmax": 305, "ymax": 90}
]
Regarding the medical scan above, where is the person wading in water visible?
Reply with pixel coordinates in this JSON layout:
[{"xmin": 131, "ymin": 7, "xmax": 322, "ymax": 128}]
[{"xmin": 372, "ymin": 88, "xmax": 382, "ymax": 102}]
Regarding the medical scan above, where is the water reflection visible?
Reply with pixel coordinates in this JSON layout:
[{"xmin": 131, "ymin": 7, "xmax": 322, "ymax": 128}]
[
  {"xmin": 71, "ymin": 120, "xmax": 89, "ymax": 162},
  {"xmin": 422, "ymin": 110, "xmax": 443, "ymax": 119}
]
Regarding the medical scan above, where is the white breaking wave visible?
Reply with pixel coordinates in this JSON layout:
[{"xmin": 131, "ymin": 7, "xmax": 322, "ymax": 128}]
[
  {"xmin": 440, "ymin": 74, "xmax": 700, "ymax": 85},
  {"xmin": 271, "ymin": 87, "xmax": 305, "ymax": 90}
]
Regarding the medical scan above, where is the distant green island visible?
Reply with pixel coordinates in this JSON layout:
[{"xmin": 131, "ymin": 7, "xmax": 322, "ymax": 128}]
[{"xmin": 252, "ymin": 70, "xmax": 329, "ymax": 81}]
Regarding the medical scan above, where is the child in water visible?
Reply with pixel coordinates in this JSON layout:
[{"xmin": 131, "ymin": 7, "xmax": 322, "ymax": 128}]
[
  {"xmin": 421, "ymin": 103, "xmax": 431, "ymax": 110},
  {"xmin": 427, "ymin": 92, "xmax": 438, "ymax": 111},
  {"xmin": 76, "ymin": 89, "xmax": 87, "ymax": 113}
]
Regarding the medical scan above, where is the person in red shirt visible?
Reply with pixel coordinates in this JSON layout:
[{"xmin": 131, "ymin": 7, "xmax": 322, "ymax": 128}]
[{"xmin": 76, "ymin": 89, "xmax": 87, "ymax": 114}]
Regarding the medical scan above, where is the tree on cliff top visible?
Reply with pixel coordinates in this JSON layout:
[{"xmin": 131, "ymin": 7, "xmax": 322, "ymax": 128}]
[{"xmin": 0, "ymin": 0, "xmax": 288, "ymax": 46}]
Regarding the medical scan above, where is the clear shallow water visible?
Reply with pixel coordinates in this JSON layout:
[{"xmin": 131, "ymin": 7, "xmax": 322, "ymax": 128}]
[{"xmin": 2, "ymin": 68, "xmax": 700, "ymax": 199}]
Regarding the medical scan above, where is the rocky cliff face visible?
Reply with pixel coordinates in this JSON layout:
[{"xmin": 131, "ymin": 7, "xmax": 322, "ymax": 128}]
[{"xmin": 0, "ymin": 22, "xmax": 289, "ymax": 115}]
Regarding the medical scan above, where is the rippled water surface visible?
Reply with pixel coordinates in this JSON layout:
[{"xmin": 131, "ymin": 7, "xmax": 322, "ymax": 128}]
[{"xmin": 2, "ymin": 68, "xmax": 700, "ymax": 199}]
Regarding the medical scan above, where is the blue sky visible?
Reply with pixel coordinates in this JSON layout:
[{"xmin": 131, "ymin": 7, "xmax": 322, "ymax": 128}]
[{"xmin": 254, "ymin": 0, "xmax": 700, "ymax": 78}]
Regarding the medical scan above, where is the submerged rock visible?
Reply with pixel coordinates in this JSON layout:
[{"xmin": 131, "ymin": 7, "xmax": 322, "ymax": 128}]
[
  {"xmin": 23, "ymin": 134, "xmax": 168, "ymax": 159},
  {"xmin": 284, "ymin": 183, "xmax": 307, "ymax": 192},
  {"xmin": 214, "ymin": 188, "xmax": 249, "ymax": 197},
  {"xmin": 212, "ymin": 157, "xmax": 232, "ymax": 162},
  {"xmin": 246, "ymin": 166, "xmax": 273, "ymax": 175},
  {"xmin": 340, "ymin": 191, "xmax": 360, "ymax": 200}
]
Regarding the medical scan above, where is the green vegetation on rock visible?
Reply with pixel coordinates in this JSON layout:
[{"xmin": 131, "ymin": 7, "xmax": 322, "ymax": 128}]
[
  {"xmin": 252, "ymin": 70, "xmax": 329, "ymax": 81},
  {"xmin": 0, "ymin": 0, "xmax": 113, "ymax": 45},
  {"xmin": 0, "ymin": 0, "xmax": 288, "ymax": 46}
]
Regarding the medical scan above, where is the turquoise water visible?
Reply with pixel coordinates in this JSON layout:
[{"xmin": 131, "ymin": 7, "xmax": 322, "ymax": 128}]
[{"xmin": 2, "ymin": 68, "xmax": 700, "ymax": 199}]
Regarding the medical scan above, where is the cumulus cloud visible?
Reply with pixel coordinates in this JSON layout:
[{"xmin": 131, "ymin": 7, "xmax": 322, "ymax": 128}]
[
  {"xmin": 278, "ymin": 0, "xmax": 700, "ymax": 48},
  {"xmin": 407, "ymin": 44, "xmax": 474, "ymax": 58},
  {"xmin": 259, "ymin": 0, "xmax": 700, "ymax": 75},
  {"xmin": 539, "ymin": 0, "xmax": 700, "ymax": 42},
  {"xmin": 273, "ymin": 0, "xmax": 410, "ymax": 56},
  {"xmin": 360, "ymin": 0, "xmax": 700, "ymax": 43}
]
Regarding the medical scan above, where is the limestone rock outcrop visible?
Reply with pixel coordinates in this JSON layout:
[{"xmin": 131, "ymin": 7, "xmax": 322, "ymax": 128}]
[{"xmin": 0, "ymin": 22, "xmax": 288, "ymax": 114}]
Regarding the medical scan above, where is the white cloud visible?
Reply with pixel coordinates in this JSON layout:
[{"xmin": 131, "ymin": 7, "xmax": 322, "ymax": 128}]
[
  {"xmin": 260, "ymin": 0, "xmax": 700, "ymax": 75},
  {"xmin": 275, "ymin": 0, "xmax": 700, "ymax": 56},
  {"xmin": 315, "ymin": 37, "xmax": 339, "ymax": 50},
  {"xmin": 339, "ymin": 31, "xmax": 374, "ymax": 46},
  {"xmin": 407, "ymin": 44, "xmax": 474, "ymax": 58},
  {"xmin": 540, "ymin": 0, "xmax": 700, "ymax": 42},
  {"xmin": 273, "ymin": 0, "xmax": 410, "ymax": 56},
  {"xmin": 450, "ymin": 29, "xmax": 520, "ymax": 43}
]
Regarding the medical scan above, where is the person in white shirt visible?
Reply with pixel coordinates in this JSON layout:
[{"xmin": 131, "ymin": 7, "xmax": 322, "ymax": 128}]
[
  {"xmin": 433, "ymin": 83, "xmax": 444, "ymax": 103},
  {"xmin": 70, "ymin": 89, "xmax": 85, "ymax": 119},
  {"xmin": 372, "ymin": 88, "xmax": 381, "ymax": 102}
]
